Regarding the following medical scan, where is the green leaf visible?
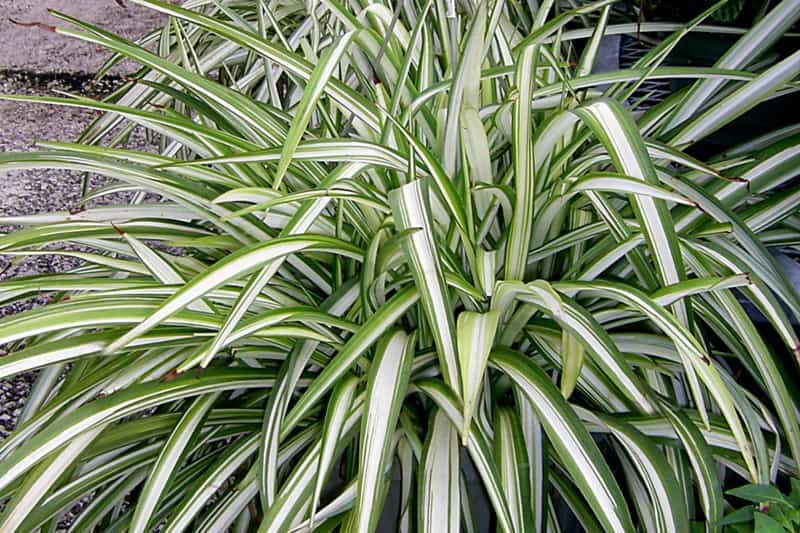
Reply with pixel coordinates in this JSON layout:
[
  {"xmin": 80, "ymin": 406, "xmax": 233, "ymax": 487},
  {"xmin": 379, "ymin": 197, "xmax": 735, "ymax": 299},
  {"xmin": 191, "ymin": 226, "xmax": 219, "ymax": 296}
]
[
  {"xmin": 671, "ymin": 49, "xmax": 800, "ymax": 146},
  {"xmin": 727, "ymin": 484, "xmax": 792, "ymax": 506},
  {"xmin": 389, "ymin": 180, "xmax": 460, "ymax": 395},
  {"xmin": 123, "ymin": 232, "xmax": 214, "ymax": 314},
  {"xmin": 164, "ymin": 434, "xmax": 260, "ymax": 532},
  {"xmin": 273, "ymin": 31, "xmax": 357, "ymax": 188},
  {"xmin": 349, "ymin": 329, "xmax": 414, "ymax": 533},
  {"xmin": 493, "ymin": 280, "xmax": 656, "ymax": 413},
  {"xmin": 0, "ymin": 426, "xmax": 103, "ymax": 532},
  {"xmin": 418, "ymin": 409, "xmax": 460, "ymax": 533},
  {"xmin": 658, "ymin": 401, "xmax": 724, "ymax": 528},
  {"xmin": 0, "ymin": 0, "xmax": 798, "ymax": 528},
  {"xmin": 596, "ymin": 413, "xmax": 690, "ymax": 533},
  {"xmin": 665, "ymin": 0, "xmax": 800, "ymax": 130},
  {"xmin": 490, "ymin": 348, "xmax": 635, "ymax": 532},
  {"xmin": 311, "ymin": 375, "xmax": 359, "ymax": 527},
  {"xmin": 754, "ymin": 511, "xmax": 786, "ymax": 533},
  {"xmin": 494, "ymin": 408, "xmax": 535, "ymax": 532},
  {"xmin": 456, "ymin": 310, "xmax": 499, "ymax": 441},
  {"xmin": 281, "ymin": 286, "xmax": 419, "ymax": 437},
  {"xmin": 259, "ymin": 283, "xmax": 359, "ymax": 509},
  {"xmin": 719, "ymin": 506, "xmax": 755, "ymax": 527},
  {"xmin": 415, "ymin": 379, "xmax": 515, "ymax": 533},
  {"xmin": 556, "ymin": 279, "xmax": 759, "ymax": 480},
  {"xmin": 104, "ymin": 234, "xmax": 362, "ymax": 355},
  {"xmin": 503, "ymin": 42, "xmax": 536, "ymax": 281},
  {"xmin": 130, "ymin": 392, "xmax": 220, "ymax": 533},
  {"xmin": 560, "ymin": 329, "xmax": 584, "ymax": 400},
  {"xmin": 441, "ymin": 1, "xmax": 486, "ymax": 176},
  {"xmin": 0, "ymin": 368, "xmax": 274, "ymax": 493}
]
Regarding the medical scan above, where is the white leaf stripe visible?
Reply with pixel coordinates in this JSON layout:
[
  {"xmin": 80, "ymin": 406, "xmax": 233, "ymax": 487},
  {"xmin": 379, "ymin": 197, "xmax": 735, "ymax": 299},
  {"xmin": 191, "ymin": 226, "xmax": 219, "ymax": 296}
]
[
  {"xmin": 171, "ymin": 141, "xmax": 408, "ymax": 171},
  {"xmin": 163, "ymin": 434, "xmax": 260, "ymax": 533},
  {"xmin": 441, "ymin": 2, "xmax": 486, "ymax": 175},
  {"xmin": 71, "ymin": 0, "xmax": 382, "ymax": 132},
  {"xmin": 572, "ymin": 97, "xmax": 711, "ymax": 432},
  {"xmin": 494, "ymin": 408, "xmax": 534, "ymax": 532},
  {"xmin": 657, "ymin": 401, "xmax": 724, "ymax": 527},
  {"xmin": 311, "ymin": 375, "xmax": 358, "ymax": 526},
  {"xmin": 274, "ymin": 31, "xmax": 356, "ymax": 188},
  {"xmin": 0, "ymin": 426, "xmax": 103, "ymax": 532},
  {"xmin": 196, "ymin": 464, "xmax": 259, "ymax": 532},
  {"xmin": 259, "ymin": 283, "xmax": 360, "ymax": 507},
  {"xmin": 351, "ymin": 329, "xmax": 414, "ymax": 533},
  {"xmin": 194, "ymin": 162, "xmax": 370, "ymax": 372},
  {"xmin": 414, "ymin": 379, "xmax": 520, "ymax": 533},
  {"xmin": 0, "ymin": 369, "xmax": 274, "ymax": 494},
  {"xmin": 573, "ymin": 99, "xmax": 684, "ymax": 289},
  {"xmin": 0, "ymin": 1, "xmax": 797, "ymax": 529},
  {"xmin": 491, "ymin": 348, "xmax": 635, "ymax": 533},
  {"xmin": 493, "ymin": 281, "xmax": 656, "ymax": 413},
  {"xmin": 457, "ymin": 310, "xmax": 499, "ymax": 440},
  {"xmin": 104, "ymin": 235, "xmax": 362, "ymax": 354},
  {"xmin": 389, "ymin": 180, "xmax": 460, "ymax": 395},
  {"xmin": 671, "ymin": 49, "xmax": 800, "ymax": 146},
  {"xmin": 596, "ymin": 413, "xmax": 689, "ymax": 533},
  {"xmin": 124, "ymin": 233, "xmax": 214, "ymax": 313},
  {"xmin": 419, "ymin": 409, "xmax": 460, "ymax": 533},
  {"xmin": 281, "ymin": 286, "xmax": 419, "ymax": 437},
  {"xmin": 130, "ymin": 392, "xmax": 220, "ymax": 533},
  {"xmin": 556, "ymin": 279, "xmax": 759, "ymax": 480},
  {"xmin": 259, "ymin": 397, "xmax": 364, "ymax": 533},
  {"xmin": 665, "ymin": 0, "xmax": 800, "ymax": 129},
  {"xmin": 504, "ymin": 43, "xmax": 536, "ymax": 281}
]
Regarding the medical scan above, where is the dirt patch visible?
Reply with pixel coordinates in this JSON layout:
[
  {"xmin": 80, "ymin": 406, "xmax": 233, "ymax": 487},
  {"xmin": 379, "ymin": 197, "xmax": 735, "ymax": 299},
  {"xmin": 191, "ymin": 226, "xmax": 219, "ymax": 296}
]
[{"xmin": 1, "ymin": 0, "xmax": 166, "ymax": 74}]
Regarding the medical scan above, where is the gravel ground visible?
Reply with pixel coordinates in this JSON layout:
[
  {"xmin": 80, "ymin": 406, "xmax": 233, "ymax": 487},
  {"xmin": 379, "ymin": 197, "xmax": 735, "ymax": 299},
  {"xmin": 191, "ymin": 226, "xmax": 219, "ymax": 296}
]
[
  {"xmin": 0, "ymin": 69, "xmax": 154, "ymax": 440},
  {"xmin": 0, "ymin": 2, "xmax": 162, "ymax": 526},
  {"xmin": 0, "ymin": 69, "xmax": 157, "ymax": 527},
  {"xmin": 0, "ymin": 69, "xmax": 149, "ymax": 279}
]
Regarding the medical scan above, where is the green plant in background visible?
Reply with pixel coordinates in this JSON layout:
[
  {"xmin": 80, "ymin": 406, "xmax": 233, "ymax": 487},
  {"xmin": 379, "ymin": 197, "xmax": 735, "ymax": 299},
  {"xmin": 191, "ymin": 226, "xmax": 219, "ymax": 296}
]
[
  {"xmin": 721, "ymin": 481, "xmax": 800, "ymax": 532},
  {"xmin": 0, "ymin": 0, "xmax": 799, "ymax": 531}
]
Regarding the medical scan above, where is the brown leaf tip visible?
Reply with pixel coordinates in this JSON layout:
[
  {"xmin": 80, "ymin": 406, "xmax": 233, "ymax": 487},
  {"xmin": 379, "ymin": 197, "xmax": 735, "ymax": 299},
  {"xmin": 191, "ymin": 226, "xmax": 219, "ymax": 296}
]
[
  {"xmin": 8, "ymin": 17, "xmax": 56, "ymax": 32},
  {"xmin": 160, "ymin": 369, "xmax": 183, "ymax": 382},
  {"xmin": 110, "ymin": 222, "xmax": 126, "ymax": 236}
]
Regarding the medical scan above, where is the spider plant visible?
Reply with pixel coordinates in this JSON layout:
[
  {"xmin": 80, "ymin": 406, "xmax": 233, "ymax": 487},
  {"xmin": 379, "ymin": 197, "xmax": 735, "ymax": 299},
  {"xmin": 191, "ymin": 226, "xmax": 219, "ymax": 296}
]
[{"xmin": 0, "ymin": 0, "xmax": 799, "ymax": 531}]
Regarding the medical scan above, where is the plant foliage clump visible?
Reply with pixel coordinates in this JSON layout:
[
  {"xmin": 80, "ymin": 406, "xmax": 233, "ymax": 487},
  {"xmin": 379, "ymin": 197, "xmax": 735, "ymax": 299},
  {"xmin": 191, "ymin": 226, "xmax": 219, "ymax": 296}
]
[{"xmin": 0, "ymin": 0, "xmax": 800, "ymax": 531}]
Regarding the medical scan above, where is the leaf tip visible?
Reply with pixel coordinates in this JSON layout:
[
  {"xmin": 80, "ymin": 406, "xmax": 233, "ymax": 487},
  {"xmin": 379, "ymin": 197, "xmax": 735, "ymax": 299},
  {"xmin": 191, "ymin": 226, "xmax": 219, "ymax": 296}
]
[
  {"xmin": 110, "ymin": 222, "xmax": 125, "ymax": 236},
  {"xmin": 160, "ymin": 369, "xmax": 182, "ymax": 382},
  {"xmin": 8, "ymin": 17, "xmax": 56, "ymax": 32}
]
